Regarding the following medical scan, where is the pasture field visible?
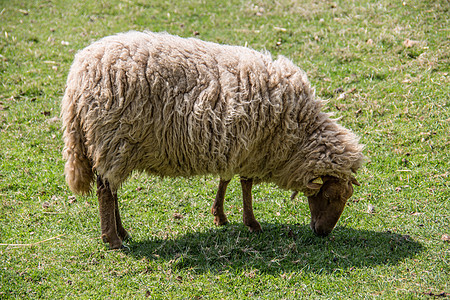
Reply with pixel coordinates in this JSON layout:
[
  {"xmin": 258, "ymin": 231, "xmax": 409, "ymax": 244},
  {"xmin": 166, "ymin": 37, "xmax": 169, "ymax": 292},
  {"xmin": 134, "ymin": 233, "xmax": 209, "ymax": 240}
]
[{"xmin": 0, "ymin": 0, "xmax": 449, "ymax": 298}]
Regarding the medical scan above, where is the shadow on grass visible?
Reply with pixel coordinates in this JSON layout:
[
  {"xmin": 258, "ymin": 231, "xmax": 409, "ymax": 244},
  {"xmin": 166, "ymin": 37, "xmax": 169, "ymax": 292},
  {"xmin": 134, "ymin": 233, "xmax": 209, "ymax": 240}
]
[{"xmin": 127, "ymin": 223, "xmax": 423, "ymax": 274}]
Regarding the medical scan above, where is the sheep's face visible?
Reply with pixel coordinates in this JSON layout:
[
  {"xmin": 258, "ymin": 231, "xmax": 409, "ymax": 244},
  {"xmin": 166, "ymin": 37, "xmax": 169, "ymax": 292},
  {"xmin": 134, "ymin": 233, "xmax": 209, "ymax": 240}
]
[{"xmin": 307, "ymin": 176, "xmax": 359, "ymax": 236}]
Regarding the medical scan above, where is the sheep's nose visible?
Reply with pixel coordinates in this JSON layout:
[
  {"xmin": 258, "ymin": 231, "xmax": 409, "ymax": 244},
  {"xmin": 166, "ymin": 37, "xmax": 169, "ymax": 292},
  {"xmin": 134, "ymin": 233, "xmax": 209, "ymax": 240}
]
[{"xmin": 310, "ymin": 221, "xmax": 330, "ymax": 237}]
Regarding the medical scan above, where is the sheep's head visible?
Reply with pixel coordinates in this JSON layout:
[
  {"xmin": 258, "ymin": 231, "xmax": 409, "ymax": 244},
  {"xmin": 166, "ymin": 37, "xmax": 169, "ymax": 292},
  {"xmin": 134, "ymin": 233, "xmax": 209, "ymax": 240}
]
[{"xmin": 306, "ymin": 176, "xmax": 359, "ymax": 236}]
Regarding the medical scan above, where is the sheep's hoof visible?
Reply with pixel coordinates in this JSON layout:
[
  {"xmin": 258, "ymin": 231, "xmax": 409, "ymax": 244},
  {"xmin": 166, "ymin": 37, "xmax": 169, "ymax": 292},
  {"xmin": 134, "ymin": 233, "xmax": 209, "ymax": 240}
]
[
  {"xmin": 211, "ymin": 207, "xmax": 229, "ymax": 226},
  {"xmin": 245, "ymin": 221, "xmax": 262, "ymax": 233},
  {"xmin": 213, "ymin": 215, "xmax": 229, "ymax": 226},
  {"xmin": 119, "ymin": 231, "xmax": 131, "ymax": 242},
  {"xmin": 108, "ymin": 240, "xmax": 123, "ymax": 250},
  {"xmin": 102, "ymin": 234, "xmax": 124, "ymax": 249}
]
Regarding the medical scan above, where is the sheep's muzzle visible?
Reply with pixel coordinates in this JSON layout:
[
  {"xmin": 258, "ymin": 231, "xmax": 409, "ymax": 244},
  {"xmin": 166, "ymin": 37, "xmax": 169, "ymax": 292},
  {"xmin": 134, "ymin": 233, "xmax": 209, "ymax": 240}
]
[{"xmin": 307, "ymin": 176, "xmax": 359, "ymax": 236}]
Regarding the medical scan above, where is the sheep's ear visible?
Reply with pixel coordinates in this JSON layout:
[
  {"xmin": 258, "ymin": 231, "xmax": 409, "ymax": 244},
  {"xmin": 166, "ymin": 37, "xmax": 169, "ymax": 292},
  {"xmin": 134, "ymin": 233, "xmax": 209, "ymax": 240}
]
[
  {"xmin": 307, "ymin": 177, "xmax": 323, "ymax": 189},
  {"xmin": 351, "ymin": 176, "xmax": 360, "ymax": 186}
]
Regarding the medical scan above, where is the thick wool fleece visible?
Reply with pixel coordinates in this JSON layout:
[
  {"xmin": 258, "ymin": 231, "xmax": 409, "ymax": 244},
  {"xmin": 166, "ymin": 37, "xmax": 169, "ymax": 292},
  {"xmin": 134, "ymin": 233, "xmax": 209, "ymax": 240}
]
[{"xmin": 61, "ymin": 31, "xmax": 364, "ymax": 195}]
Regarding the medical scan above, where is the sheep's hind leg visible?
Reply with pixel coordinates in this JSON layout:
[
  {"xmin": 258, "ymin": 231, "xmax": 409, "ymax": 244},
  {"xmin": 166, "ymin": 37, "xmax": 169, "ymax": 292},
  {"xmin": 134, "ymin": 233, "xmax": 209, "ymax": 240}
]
[
  {"xmin": 240, "ymin": 177, "xmax": 262, "ymax": 232},
  {"xmin": 113, "ymin": 192, "xmax": 130, "ymax": 241},
  {"xmin": 97, "ymin": 176, "xmax": 123, "ymax": 249},
  {"xmin": 211, "ymin": 179, "xmax": 230, "ymax": 226}
]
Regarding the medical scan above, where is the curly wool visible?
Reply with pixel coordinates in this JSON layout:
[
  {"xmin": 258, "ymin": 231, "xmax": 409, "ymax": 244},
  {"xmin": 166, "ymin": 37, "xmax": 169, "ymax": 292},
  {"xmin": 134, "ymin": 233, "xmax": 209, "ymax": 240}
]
[{"xmin": 61, "ymin": 31, "xmax": 364, "ymax": 195}]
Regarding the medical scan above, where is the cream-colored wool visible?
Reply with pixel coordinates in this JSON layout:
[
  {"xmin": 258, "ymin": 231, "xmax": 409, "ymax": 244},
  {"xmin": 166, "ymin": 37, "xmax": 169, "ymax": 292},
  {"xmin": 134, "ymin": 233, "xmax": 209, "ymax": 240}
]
[{"xmin": 61, "ymin": 31, "xmax": 364, "ymax": 196}]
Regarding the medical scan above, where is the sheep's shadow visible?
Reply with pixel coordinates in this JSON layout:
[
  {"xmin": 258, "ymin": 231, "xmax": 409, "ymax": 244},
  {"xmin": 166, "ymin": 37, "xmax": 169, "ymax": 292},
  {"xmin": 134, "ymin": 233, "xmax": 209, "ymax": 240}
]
[{"xmin": 126, "ymin": 223, "xmax": 423, "ymax": 274}]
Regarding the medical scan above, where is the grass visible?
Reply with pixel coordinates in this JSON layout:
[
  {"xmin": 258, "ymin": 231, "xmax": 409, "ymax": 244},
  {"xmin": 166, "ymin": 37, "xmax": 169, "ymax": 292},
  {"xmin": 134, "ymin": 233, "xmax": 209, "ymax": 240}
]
[{"xmin": 1, "ymin": 0, "xmax": 449, "ymax": 298}]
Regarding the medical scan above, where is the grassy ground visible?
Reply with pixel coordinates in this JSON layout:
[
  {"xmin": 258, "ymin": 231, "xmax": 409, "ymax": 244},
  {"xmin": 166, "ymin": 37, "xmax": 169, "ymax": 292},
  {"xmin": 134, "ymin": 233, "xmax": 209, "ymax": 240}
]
[{"xmin": 1, "ymin": 0, "xmax": 449, "ymax": 298}]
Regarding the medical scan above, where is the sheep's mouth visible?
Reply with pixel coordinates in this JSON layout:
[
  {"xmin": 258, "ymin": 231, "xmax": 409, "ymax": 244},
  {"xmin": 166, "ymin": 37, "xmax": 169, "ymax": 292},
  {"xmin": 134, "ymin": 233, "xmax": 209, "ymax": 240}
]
[{"xmin": 310, "ymin": 220, "xmax": 333, "ymax": 237}]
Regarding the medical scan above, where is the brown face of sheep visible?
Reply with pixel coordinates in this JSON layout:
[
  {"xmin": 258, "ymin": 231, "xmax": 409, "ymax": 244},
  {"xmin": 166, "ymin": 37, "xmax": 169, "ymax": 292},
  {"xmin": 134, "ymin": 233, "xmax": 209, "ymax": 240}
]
[{"xmin": 307, "ymin": 176, "xmax": 360, "ymax": 237}]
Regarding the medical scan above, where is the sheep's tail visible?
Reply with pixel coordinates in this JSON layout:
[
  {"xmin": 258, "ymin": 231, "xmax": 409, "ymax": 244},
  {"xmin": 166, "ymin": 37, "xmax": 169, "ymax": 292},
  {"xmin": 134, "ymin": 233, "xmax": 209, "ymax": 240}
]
[{"xmin": 61, "ymin": 81, "xmax": 95, "ymax": 195}]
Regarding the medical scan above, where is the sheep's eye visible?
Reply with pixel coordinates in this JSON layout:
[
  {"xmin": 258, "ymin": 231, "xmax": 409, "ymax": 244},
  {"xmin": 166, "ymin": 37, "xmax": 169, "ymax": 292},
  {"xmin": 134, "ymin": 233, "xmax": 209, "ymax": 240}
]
[{"xmin": 323, "ymin": 192, "xmax": 332, "ymax": 204}]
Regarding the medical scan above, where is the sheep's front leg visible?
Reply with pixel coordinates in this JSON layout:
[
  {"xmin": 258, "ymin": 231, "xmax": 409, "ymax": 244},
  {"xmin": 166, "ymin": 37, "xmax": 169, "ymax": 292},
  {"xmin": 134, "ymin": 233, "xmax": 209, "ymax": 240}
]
[
  {"xmin": 240, "ymin": 177, "xmax": 262, "ymax": 232},
  {"xmin": 97, "ymin": 176, "xmax": 123, "ymax": 249},
  {"xmin": 211, "ymin": 179, "xmax": 230, "ymax": 226}
]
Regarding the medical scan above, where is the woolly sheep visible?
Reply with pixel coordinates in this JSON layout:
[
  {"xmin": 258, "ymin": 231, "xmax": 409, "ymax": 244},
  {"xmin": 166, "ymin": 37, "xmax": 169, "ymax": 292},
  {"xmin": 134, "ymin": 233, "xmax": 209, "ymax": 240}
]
[{"xmin": 62, "ymin": 31, "xmax": 364, "ymax": 249}]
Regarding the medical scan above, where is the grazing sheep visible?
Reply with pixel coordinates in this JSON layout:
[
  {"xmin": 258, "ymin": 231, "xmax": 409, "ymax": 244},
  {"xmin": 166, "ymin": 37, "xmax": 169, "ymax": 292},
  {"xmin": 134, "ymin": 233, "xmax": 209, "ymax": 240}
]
[{"xmin": 62, "ymin": 31, "xmax": 364, "ymax": 249}]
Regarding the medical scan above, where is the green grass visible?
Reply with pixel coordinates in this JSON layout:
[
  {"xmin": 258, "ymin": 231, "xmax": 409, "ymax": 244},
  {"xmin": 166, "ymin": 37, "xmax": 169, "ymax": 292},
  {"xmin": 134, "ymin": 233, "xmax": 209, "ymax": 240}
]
[{"xmin": 1, "ymin": 0, "xmax": 449, "ymax": 298}]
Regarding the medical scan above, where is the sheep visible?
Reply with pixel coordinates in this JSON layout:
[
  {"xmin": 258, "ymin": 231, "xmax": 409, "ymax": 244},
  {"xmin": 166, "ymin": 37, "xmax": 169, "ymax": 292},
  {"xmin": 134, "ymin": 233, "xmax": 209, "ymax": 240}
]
[{"xmin": 61, "ymin": 31, "xmax": 364, "ymax": 249}]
